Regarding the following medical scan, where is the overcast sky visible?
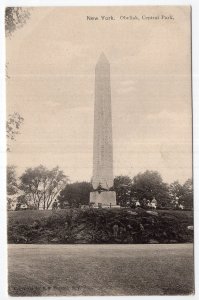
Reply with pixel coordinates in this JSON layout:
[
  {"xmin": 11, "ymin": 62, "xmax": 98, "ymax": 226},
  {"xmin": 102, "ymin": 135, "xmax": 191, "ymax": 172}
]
[{"xmin": 7, "ymin": 6, "xmax": 192, "ymax": 183}]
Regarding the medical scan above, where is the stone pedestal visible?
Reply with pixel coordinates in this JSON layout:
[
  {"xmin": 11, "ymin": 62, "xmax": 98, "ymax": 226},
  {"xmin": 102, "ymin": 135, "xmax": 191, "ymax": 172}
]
[{"xmin": 90, "ymin": 191, "xmax": 118, "ymax": 208}]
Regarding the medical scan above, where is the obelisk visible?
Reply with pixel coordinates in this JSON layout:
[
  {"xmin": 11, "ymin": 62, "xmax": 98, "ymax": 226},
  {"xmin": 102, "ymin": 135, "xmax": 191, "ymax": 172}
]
[{"xmin": 90, "ymin": 53, "xmax": 117, "ymax": 208}]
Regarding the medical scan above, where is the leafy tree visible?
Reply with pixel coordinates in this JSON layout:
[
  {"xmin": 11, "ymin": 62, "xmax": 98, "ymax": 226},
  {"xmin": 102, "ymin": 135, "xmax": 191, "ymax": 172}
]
[
  {"xmin": 7, "ymin": 165, "xmax": 18, "ymax": 194},
  {"xmin": 169, "ymin": 181, "xmax": 184, "ymax": 206},
  {"xmin": 5, "ymin": 7, "xmax": 31, "ymax": 37},
  {"xmin": 169, "ymin": 178, "xmax": 193, "ymax": 209},
  {"xmin": 114, "ymin": 176, "xmax": 132, "ymax": 206},
  {"xmin": 181, "ymin": 178, "xmax": 193, "ymax": 209},
  {"xmin": 7, "ymin": 165, "xmax": 18, "ymax": 209},
  {"xmin": 169, "ymin": 181, "xmax": 184, "ymax": 199},
  {"xmin": 7, "ymin": 112, "xmax": 24, "ymax": 151},
  {"xmin": 20, "ymin": 165, "xmax": 68, "ymax": 210},
  {"xmin": 132, "ymin": 170, "xmax": 170, "ymax": 207},
  {"xmin": 5, "ymin": 8, "xmax": 31, "ymax": 78},
  {"xmin": 58, "ymin": 181, "xmax": 92, "ymax": 208}
]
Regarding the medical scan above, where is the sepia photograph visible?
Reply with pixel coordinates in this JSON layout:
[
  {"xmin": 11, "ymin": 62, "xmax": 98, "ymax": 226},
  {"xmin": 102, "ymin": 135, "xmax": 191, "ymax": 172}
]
[{"xmin": 6, "ymin": 5, "xmax": 193, "ymax": 296}]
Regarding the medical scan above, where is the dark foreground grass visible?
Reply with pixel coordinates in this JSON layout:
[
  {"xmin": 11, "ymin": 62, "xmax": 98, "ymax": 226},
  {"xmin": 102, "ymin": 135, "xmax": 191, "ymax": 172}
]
[{"xmin": 8, "ymin": 244, "xmax": 194, "ymax": 296}]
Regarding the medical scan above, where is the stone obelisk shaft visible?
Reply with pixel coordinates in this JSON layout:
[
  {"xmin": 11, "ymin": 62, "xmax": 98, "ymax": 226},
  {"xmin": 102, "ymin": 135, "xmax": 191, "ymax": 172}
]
[
  {"xmin": 92, "ymin": 53, "xmax": 113, "ymax": 190},
  {"xmin": 90, "ymin": 53, "xmax": 116, "ymax": 207}
]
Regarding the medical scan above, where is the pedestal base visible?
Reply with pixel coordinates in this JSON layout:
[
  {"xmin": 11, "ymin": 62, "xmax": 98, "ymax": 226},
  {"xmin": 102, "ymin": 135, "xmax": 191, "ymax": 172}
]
[{"xmin": 90, "ymin": 191, "xmax": 118, "ymax": 208}]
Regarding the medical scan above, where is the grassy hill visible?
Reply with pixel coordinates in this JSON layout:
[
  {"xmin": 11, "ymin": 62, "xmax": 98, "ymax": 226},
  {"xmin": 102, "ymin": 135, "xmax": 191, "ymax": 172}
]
[{"xmin": 7, "ymin": 208, "xmax": 193, "ymax": 244}]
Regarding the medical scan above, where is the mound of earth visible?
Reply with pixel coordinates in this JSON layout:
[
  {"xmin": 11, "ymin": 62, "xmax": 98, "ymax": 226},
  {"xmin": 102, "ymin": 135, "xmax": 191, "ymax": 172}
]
[{"xmin": 7, "ymin": 208, "xmax": 193, "ymax": 244}]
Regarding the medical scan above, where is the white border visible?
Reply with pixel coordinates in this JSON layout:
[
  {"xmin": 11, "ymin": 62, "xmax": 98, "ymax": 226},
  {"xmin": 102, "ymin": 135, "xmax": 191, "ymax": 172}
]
[{"xmin": 0, "ymin": 1, "xmax": 198, "ymax": 300}]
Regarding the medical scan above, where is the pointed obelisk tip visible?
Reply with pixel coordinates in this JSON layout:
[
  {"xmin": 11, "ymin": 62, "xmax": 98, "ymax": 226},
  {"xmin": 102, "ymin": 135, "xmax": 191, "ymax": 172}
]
[{"xmin": 97, "ymin": 52, "xmax": 109, "ymax": 64}]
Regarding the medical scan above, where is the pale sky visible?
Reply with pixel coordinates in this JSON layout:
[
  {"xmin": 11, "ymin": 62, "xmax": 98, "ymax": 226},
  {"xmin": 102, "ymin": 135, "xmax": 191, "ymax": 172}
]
[{"xmin": 7, "ymin": 6, "xmax": 192, "ymax": 184}]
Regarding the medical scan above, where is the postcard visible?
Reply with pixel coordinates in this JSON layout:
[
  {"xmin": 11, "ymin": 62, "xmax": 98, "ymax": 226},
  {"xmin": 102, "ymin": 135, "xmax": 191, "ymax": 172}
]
[{"xmin": 6, "ymin": 6, "xmax": 193, "ymax": 296}]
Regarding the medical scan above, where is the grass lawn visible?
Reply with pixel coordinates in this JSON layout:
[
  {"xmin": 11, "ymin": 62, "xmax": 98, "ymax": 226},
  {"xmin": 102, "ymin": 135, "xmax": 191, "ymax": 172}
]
[{"xmin": 8, "ymin": 244, "xmax": 194, "ymax": 296}]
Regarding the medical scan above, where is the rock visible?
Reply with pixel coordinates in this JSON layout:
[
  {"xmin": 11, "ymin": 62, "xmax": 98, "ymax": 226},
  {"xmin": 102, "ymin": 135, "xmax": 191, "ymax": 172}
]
[
  {"xmin": 126, "ymin": 236, "xmax": 134, "ymax": 243},
  {"xmin": 77, "ymin": 223, "xmax": 86, "ymax": 231},
  {"xmin": 140, "ymin": 224, "xmax": 144, "ymax": 231},
  {"xmin": 75, "ymin": 232, "xmax": 84, "ymax": 240},
  {"xmin": 127, "ymin": 211, "xmax": 138, "ymax": 215},
  {"xmin": 114, "ymin": 238, "xmax": 122, "ymax": 243},
  {"xmin": 50, "ymin": 237, "xmax": 60, "ymax": 243},
  {"xmin": 81, "ymin": 205, "xmax": 89, "ymax": 210},
  {"xmin": 74, "ymin": 239, "xmax": 88, "ymax": 244},
  {"xmin": 101, "ymin": 232, "xmax": 110, "ymax": 242},
  {"xmin": 74, "ymin": 230, "xmax": 93, "ymax": 243},
  {"xmin": 149, "ymin": 239, "xmax": 159, "ymax": 244},
  {"xmin": 32, "ymin": 221, "xmax": 39, "ymax": 228},
  {"xmin": 18, "ymin": 235, "xmax": 28, "ymax": 243},
  {"xmin": 72, "ymin": 224, "xmax": 86, "ymax": 235},
  {"xmin": 135, "ymin": 207, "xmax": 145, "ymax": 213},
  {"xmin": 187, "ymin": 225, "xmax": 194, "ymax": 230},
  {"xmin": 146, "ymin": 210, "xmax": 158, "ymax": 216}
]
